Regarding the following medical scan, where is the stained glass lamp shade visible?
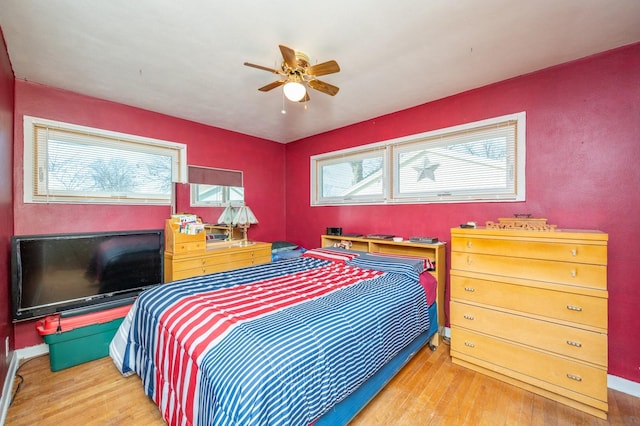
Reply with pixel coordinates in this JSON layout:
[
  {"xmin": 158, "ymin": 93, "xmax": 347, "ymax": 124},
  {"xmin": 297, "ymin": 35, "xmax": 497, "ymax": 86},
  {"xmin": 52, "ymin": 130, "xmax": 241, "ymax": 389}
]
[
  {"xmin": 217, "ymin": 205, "xmax": 237, "ymax": 241},
  {"xmin": 232, "ymin": 205, "xmax": 258, "ymax": 245}
]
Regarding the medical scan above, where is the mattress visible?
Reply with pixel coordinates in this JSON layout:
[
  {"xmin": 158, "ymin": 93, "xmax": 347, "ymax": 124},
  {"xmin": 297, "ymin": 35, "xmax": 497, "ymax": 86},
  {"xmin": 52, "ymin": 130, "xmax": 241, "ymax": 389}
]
[{"xmin": 110, "ymin": 249, "xmax": 435, "ymax": 425}]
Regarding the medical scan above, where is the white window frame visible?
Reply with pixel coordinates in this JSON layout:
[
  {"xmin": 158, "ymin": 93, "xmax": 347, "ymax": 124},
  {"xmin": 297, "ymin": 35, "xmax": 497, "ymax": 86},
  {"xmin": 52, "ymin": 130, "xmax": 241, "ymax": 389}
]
[
  {"xmin": 311, "ymin": 147, "xmax": 388, "ymax": 205},
  {"xmin": 311, "ymin": 112, "xmax": 526, "ymax": 206},
  {"xmin": 23, "ymin": 115, "xmax": 188, "ymax": 205},
  {"xmin": 190, "ymin": 184, "xmax": 245, "ymax": 207}
]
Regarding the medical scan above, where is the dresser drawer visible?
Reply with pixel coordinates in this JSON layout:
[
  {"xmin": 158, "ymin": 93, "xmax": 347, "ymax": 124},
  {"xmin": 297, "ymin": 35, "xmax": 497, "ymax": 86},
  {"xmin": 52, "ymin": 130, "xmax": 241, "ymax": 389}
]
[
  {"xmin": 205, "ymin": 247, "xmax": 270, "ymax": 266},
  {"xmin": 450, "ymin": 273, "xmax": 607, "ymax": 329},
  {"xmin": 172, "ymin": 241, "xmax": 206, "ymax": 253},
  {"xmin": 451, "ymin": 252, "xmax": 606, "ymax": 290},
  {"xmin": 165, "ymin": 242, "xmax": 272, "ymax": 282},
  {"xmin": 451, "ymin": 327, "xmax": 607, "ymax": 403},
  {"xmin": 170, "ymin": 267, "xmax": 203, "ymax": 281},
  {"xmin": 171, "ymin": 257, "xmax": 206, "ymax": 272},
  {"xmin": 206, "ymin": 254, "xmax": 271, "ymax": 273},
  {"xmin": 450, "ymin": 301, "xmax": 607, "ymax": 366},
  {"xmin": 451, "ymin": 236, "xmax": 607, "ymax": 265}
]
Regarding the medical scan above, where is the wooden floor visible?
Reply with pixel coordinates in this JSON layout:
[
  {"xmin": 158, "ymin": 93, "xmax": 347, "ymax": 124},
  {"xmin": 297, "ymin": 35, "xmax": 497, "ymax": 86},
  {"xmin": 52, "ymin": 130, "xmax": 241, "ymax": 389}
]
[{"xmin": 6, "ymin": 342, "xmax": 640, "ymax": 425}]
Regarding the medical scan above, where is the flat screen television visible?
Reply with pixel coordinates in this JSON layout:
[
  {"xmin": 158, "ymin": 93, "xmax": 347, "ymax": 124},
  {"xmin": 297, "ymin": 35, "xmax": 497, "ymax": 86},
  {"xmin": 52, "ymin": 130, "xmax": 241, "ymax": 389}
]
[{"xmin": 11, "ymin": 229, "xmax": 164, "ymax": 321}]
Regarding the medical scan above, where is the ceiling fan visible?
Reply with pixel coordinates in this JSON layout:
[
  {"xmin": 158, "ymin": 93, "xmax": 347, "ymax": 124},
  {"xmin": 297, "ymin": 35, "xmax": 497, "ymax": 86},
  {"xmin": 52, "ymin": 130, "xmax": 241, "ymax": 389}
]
[{"xmin": 244, "ymin": 45, "xmax": 340, "ymax": 102}]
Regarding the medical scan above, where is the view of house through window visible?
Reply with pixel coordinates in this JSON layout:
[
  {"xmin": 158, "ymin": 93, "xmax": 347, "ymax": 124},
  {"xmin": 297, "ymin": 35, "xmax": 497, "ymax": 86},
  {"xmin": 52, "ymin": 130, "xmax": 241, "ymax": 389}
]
[
  {"xmin": 319, "ymin": 148, "xmax": 385, "ymax": 202},
  {"xmin": 191, "ymin": 184, "xmax": 245, "ymax": 207},
  {"xmin": 311, "ymin": 112, "xmax": 525, "ymax": 205},
  {"xmin": 24, "ymin": 116, "xmax": 187, "ymax": 204}
]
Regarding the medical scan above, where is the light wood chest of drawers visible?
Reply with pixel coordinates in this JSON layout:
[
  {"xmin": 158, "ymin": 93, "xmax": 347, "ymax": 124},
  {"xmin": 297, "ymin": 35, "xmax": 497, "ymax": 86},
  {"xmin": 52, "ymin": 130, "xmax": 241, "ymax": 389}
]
[
  {"xmin": 449, "ymin": 227, "xmax": 608, "ymax": 419},
  {"xmin": 164, "ymin": 242, "xmax": 272, "ymax": 282},
  {"xmin": 163, "ymin": 219, "xmax": 271, "ymax": 282}
]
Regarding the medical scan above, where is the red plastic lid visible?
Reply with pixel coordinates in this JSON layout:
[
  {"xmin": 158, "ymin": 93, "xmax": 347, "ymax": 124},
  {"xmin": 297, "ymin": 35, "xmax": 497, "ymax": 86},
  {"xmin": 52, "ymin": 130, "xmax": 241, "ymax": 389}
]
[{"xmin": 36, "ymin": 304, "xmax": 132, "ymax": 336}]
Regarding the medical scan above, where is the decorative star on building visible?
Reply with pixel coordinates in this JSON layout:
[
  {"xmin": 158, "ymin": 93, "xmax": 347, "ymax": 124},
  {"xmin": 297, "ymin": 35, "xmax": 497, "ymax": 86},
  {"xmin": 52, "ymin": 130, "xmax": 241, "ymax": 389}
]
[{"xmin": 414, "ymin": 156, "xmax": 440, "ymax": 181}]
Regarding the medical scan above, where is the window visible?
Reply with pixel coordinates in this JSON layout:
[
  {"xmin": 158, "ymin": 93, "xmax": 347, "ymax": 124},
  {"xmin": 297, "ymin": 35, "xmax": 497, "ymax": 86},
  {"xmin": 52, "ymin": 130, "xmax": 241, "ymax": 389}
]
[
  {"xmin": 24, "ymin": 116, "xmax": 187, "ymax": 205},
  {"xmin": 313, "ymin": 147, "xmax": 386, "ymax": 204},
  {"xmin": 311, "ymin": 112, "xmax": 525, "ymax": 205},
  {"xmin": 188, "ymin": 165, "xmax": 245, "ymax": 207},
  {"xmin": 191, "ymin": 185, "xmax": 245, "ymax": 207}
]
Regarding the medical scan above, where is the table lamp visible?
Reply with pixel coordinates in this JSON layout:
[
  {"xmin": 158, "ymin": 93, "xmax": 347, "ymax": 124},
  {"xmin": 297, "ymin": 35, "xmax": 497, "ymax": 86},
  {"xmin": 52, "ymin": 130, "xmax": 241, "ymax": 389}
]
[
  {"xmin": 216, "ymin": 205, "xmax": 237, "ymax": 241},
  {"xmin": 232, "ymin": 205, "xmax": 258, "ymax": 245}
]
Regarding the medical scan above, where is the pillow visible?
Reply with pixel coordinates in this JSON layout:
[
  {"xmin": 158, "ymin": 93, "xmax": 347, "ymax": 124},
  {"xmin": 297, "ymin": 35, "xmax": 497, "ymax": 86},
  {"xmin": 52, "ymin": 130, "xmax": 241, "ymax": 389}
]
[
  {"xmin": 346, "ymin": 253, "xmax": 426, "ymax": 281},
  {"xmin": 271, "ymin": 241, "xmax": 298, "ymax": 253},
  {"xmin": 272, "ymin": 247, "xmax": 306, "ymax": 262},
  {"xmin": 301, "ymin": 248, "xmax": 361, "ymax": 263}
]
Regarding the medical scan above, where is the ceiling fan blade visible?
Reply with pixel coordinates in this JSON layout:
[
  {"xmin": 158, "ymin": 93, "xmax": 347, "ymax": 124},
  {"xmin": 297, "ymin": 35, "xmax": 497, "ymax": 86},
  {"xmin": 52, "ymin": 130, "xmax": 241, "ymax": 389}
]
[
  {"xmin": 306, "ymin": 60, "xmax": 340, "ymax": 77},
  {"xmin": 258, "ymin": 80, "xmax": 286, "ymax": 92},
  {"xmin": 244, "ymin": 62, "xmax": 281, "ymax": 74},
  {"xmin": 279, "ymin": 45, "xmax": 297, "ymax": 69},
  {"xmin": 298, "ymin": 91, "xmax": 310, "ymax": 103},
  {"xmin": 308, "ymin": 79, "xmax": 339, "ymax": 96}
]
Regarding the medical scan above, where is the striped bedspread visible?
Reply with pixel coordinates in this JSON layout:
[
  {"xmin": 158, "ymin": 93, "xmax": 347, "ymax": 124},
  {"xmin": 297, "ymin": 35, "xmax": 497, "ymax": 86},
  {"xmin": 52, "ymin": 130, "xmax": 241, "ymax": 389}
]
[{"xmin": 110, "ymin": 252, "xmax": 430, "ymax": 425}]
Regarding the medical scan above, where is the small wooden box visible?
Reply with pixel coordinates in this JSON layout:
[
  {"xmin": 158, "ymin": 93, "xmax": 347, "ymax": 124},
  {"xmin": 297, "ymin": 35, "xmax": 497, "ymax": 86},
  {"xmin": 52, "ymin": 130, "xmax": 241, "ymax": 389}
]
[{"xmin": 165, "ymin": 219, "xmax": 206, "ymax": 254}]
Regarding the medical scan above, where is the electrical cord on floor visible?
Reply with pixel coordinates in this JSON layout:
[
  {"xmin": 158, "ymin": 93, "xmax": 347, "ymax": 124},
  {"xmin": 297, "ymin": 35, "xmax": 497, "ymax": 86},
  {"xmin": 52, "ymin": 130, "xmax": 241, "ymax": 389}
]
[
  {"xmin": 10, "ymin": 374, "xmax": 23, "ymax": 407},
  {"xmin": 10, "ymin": 354, "xmax": 47, "ymax": 406}
]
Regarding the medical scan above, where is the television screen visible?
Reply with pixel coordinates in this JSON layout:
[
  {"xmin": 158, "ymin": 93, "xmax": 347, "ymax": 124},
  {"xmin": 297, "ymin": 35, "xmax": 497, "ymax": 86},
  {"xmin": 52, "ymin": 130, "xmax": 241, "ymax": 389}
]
[{"xmin": 11, "ymin": 230, "xmax": 164, "ymax": 321}]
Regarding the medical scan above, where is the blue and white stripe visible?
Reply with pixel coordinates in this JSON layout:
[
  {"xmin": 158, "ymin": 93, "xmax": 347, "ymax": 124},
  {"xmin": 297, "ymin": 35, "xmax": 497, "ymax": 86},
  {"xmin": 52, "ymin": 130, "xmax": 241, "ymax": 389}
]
[{"xmin": 110, "ymin": 255, "xmax": 430, "ymax": 426}]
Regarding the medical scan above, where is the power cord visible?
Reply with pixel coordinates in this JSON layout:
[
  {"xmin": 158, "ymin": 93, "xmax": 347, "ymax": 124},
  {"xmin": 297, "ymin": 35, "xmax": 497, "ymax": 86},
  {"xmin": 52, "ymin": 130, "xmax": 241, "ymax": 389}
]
[{"xmin": 10, "ymin": 354, "xmax": 47, "ymax": 406}]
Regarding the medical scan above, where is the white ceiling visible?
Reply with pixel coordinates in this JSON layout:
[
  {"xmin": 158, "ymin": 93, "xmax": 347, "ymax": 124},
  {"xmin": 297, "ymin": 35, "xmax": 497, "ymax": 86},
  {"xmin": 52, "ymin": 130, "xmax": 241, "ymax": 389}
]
[{"xmin": 1, "ymin": 1, "xmax": 639, "ymax": 143}]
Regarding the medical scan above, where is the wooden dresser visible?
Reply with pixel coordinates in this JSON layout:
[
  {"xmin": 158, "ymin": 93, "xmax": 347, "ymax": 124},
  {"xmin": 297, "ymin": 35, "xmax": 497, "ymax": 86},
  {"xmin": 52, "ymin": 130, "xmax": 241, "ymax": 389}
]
[
  {"xmin": 164, "ymin": 219, "xmax": 271, "ymax": 282},
  {"xmin": 449, "ymin": 227, "xmax": 608, "ymax": 419}
]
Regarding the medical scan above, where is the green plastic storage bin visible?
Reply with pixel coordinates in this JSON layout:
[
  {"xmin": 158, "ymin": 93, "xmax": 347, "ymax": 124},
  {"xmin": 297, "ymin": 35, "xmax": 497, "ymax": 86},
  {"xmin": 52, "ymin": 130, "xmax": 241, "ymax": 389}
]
[{"xmin": 42, "ymin": 317, "xmax": 125, "ymax": 371}]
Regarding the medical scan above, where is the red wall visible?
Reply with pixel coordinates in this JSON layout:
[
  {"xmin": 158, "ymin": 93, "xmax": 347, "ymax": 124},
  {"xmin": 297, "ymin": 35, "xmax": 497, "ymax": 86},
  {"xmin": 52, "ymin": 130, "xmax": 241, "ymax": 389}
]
[
  {"xmin": 8, "ymin": 43, "xmax": 640, "ymax": 385},
  {"xmin": 0, "ymin": 29, "xmax": 15, "ymax": 387},
  {"xmin": 12, "ymin": 81, "xmax": 287, "ymax": 347},
  {"xmin": 285, "ymin": 43, "xmax": 640, "ymax": 383}
]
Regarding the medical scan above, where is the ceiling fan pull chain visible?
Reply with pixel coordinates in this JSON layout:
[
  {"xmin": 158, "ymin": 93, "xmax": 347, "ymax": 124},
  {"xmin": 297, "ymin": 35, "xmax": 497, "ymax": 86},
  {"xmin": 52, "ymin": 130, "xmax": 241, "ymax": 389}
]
[{"xmin": 281, "ymin": 89, "xmax": 286, "ymax": 115}]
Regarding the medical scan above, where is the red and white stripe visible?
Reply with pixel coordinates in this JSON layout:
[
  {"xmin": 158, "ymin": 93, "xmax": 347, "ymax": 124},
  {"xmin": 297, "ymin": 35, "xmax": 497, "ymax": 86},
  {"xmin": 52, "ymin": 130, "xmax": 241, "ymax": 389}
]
[{"xmin": 153, "ymin": 262, "xmax": 383, "ymax": 425}]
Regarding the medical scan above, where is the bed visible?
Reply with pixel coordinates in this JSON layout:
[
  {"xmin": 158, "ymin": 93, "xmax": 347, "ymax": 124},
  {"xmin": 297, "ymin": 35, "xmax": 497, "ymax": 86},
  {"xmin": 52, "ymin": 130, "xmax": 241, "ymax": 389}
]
[{"xmin": 110, "ymin": 247, "xmax": 440, "ymax": 425}]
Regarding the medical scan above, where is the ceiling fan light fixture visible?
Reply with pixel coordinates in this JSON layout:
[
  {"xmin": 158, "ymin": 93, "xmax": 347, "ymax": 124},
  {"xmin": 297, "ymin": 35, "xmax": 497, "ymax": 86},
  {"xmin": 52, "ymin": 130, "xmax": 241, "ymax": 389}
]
[
  {"xmin": 283, "ymin": 81, "xmax": 306, "ymax": 102},
  {"xmin": 245, "ymin": 45, "xmax": 340, "ymax": 103}
]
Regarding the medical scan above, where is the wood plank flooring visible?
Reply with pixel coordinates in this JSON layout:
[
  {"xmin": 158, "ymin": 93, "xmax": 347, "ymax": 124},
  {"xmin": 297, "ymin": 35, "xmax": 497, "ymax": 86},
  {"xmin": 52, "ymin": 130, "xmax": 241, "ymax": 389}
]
[{"xmin": 6, "ymin": 342, "xmax": 640, "ymax": 425}]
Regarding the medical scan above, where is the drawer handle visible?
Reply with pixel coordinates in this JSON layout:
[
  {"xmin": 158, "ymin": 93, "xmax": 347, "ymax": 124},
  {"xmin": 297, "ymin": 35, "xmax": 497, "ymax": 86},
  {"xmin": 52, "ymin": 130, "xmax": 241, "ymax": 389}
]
[
  {"xmin": 566, "ymin": 340, "xmax": 582, "ymax": 348},
  {"xmin": 566, "ymin": 305, "xmax": 583, "ymax": 312},
  {"xmin": 570, "ymin": 270, "xmax": 577, "ymax": 278},
  {"xmin": 566, "ymin": 373, "xmax": 582, "ymax": 382},
  {"xmin": 467, "ymin": 256, "xmax": 472, "ymax": 265},
  {"xmin": 464, "ymin": 287, "xmax": 475, "ymax": 292},
  {"xmin": 464, "ymin": 341, "xmax": 475, "ymax": 348},
  {"xmin": 463, "ymin": 314, "xmax": 475, "ymax": 320},
  {"xmin": 571, "ymin": 249, "xmax": 577, "ymax": 256},
  {"xmin": 467, "ymin": 241, "xmax": 473, "ymax": 248}
]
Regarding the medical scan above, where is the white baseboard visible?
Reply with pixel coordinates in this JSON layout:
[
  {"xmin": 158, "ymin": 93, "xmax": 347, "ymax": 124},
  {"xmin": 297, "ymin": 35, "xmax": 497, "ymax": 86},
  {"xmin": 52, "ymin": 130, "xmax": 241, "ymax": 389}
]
[
  {"xmin": 0, "ymin": 344, "xmax": 49, "ymax": 426},
  {"xmin": 442, "ymin": 326, "xmax": 451, "ymax": 339},
  {"xmin": 0, "ymin": 352, "xmax": 19, "ymax": 426},
  {"xmin": 14, "ymin": 344, "xmax": 49, "ymax": 360},
  {"xmin": 608, "ymin": 374, "xmax": 640, "ymax": 398}
]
